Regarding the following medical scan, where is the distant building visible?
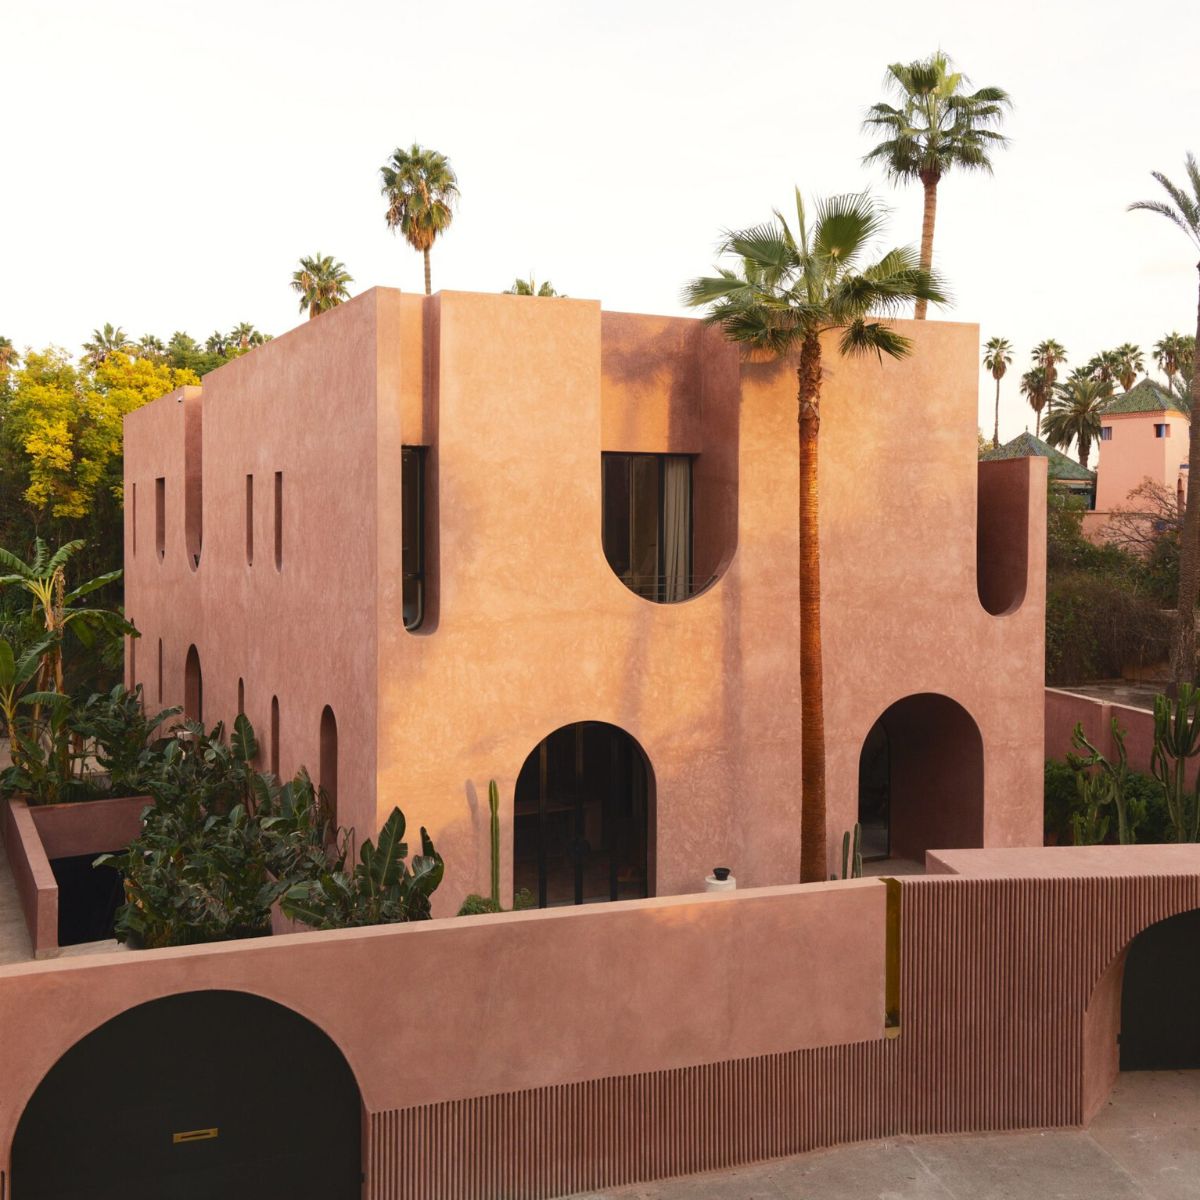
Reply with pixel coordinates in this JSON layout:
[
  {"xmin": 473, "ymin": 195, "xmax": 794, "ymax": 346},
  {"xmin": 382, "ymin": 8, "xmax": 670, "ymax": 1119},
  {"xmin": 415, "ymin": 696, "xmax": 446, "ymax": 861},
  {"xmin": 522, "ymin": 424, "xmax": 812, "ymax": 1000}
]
[
  {"xmin": 1084, "ymin": 378, "xmax": 1188, "ymax": 542},
  {"xmin": 982, "ymin": 431, "xmax": 1095, "ymax": 505}
]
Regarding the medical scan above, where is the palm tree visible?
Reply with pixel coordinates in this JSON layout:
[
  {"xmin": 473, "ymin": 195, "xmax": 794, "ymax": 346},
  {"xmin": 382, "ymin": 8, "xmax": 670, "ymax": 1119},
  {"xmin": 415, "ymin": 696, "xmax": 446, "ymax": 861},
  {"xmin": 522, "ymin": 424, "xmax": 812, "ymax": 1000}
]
[
  {"xmin": 0, "ymin": 336, "xmax": 18, "ymax": 378},
  {"xmin": 983, "ymin": 336, "xmax": 1013, "ymax": 447},
  {"xmin": 1155, "ymin": 332, "xmax": 1191, "ymax": 391},
  {"xmin": 1032, "ymin": 338, "xmax": 1067, "ymax": 393},
  {"xmin": 380, "ymin": 144, "xmax": 459, "ymax": 295},
  {"xmin": 1087, "ymin": 349, "xmax": 1121, "ymax": 386},
  {"xmin": 862, "ymin": 51, "xmax": 1010, "ymax": 319},
  {"xmin": 206, "ymin": 331, "xmax": 229, "ymax": 355},
  {"xmin": 1020, "ymin": 366, "xmax": 1051, "ymax": 436},
  {"xmin": 290, "ymin": 255, "xmax": 354, "ymax": 319},
  {"xmin": 684, "ymin": 189, "xmax": 945, "ymax": 882},
  {"xmin": 1113, "ymin": 342, "xmax": 1145, "ymax": 391},
  {"xmin": 505, "ymin": 276, "xmax": 561, "ymax": 297},
  {"xmin": 136, "ymin": 334, "xmax": 166, "ymax": 361},
  {"xmin": 229, "ymin": 322, "xmax": 263, "ymax": 349},
  {"xmin": 1130, "ymin": 153, "xmax": 1200, "ymax": 688},
  {"xmin": 82, "ymin": 323, "xmax": 133, "ymax": 366},
  {"xmin": 1042, "ymin": 376, "xmax": 1112, "ymax": 471}
]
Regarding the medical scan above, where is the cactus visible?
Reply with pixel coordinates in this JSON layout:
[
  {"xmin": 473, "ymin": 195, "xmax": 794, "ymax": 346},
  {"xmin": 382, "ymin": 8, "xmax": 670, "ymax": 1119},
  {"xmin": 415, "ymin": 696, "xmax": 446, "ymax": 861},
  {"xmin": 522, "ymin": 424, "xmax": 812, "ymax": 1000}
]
[
  {"xmin": 1151, "ymin": 687, "xmax": 1200, "ymax": 843},
  {"xmin": 1069, "ymin": 718, "xmax": 1132, "ymax": 845},
  {"xmin": 488, "ymin": 778, "xmax": 501, "ymax": 908},
  {"xmin": 839, "ymin": 823, "xmax": 863, "ymax": 879}
]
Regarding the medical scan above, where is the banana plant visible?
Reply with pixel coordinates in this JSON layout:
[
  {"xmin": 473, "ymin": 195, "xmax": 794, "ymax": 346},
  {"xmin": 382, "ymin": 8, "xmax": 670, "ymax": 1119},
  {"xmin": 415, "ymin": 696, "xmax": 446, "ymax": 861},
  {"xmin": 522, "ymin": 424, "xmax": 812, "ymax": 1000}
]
[
  {"xmin": 0, "ymin": 538, "xmax": 132, "ymax": 695},
  {"xmin": 0, "ymin": 634, "xmax": 52, "ymax": 737}
]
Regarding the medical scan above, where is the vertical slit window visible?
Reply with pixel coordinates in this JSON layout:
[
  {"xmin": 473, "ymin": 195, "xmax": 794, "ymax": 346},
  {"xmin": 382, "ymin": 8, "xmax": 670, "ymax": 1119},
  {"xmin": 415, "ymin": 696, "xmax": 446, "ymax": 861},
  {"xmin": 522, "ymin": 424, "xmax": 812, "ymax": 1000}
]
[
  {"xmin": 273, "ymin": 472, "xmax": 283, "ymax": 571},
  {"xmin": 601, "ymin": 453, "xmax": 693, "ymax": 602},
  {"xmin": 402, "ymin": 446, "xmax": 427, "ymax": 630},
  {"xmin": 155, "ymin": 477, "xmax": 165, "ymax": 561},
  {"xmin": 270, "ymin": 696, "xmax": 280, "ymax": 777},
  {"xmin": 237, "ymin": 678, "xmax": 245, "ymax": 716},
  {"xmin": 131, "ymin": 482, "xmax": 137, "ymax": 557},
  {"xmin": 157, "ymin": 639, "xmax": 163, "ymax": 702},
  {"xmin": 319, "ymin": 706, "xmax": 338, "ymax": 829},
  {"xmin": 245, "ymin": 475, "xmax": 254, "ymax": 566}
]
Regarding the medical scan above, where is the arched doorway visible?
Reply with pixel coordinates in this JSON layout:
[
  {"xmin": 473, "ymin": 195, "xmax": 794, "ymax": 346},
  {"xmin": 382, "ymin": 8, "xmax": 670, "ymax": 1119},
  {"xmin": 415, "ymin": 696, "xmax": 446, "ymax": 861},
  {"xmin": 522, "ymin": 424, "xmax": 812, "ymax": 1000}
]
[
  {"xmin": 514, "ymin": 722, "xmax": 653, "ymax": 907},
  {"xmin": 1119, "ymin": 908, "xmax": 1200, "ymax": 1070},
  {"xmin": 11, "ymin": 991, "xmax": 361, "ymax": 1198},
  {"xmin": 184, "ymin": 644, "xmax": 202, "ymax": 724},
  {"xmin": 856, "ymin": 694, "xmax": 984, "ymax": 865}
]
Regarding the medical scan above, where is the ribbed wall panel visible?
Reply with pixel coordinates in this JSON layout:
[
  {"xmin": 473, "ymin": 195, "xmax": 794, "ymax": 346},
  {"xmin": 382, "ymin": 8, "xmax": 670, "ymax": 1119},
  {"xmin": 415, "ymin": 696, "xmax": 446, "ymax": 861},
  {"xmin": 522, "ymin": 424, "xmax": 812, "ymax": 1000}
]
[{"xmin": 365, "ymin": 874, "xmax": 1200, "ymax": 1200}]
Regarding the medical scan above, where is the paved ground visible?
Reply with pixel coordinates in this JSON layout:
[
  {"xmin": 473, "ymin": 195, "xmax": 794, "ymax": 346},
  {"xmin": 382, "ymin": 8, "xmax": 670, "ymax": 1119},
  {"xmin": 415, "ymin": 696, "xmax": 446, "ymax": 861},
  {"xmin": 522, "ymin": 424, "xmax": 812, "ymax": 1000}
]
[
  {"xmin": 574, "ymin": 1072, "xmax": 1200, "ymax": 1200},
  {"xmin": 1056, "ymin": 681, "xmax": 1162, "ymax": 711}
]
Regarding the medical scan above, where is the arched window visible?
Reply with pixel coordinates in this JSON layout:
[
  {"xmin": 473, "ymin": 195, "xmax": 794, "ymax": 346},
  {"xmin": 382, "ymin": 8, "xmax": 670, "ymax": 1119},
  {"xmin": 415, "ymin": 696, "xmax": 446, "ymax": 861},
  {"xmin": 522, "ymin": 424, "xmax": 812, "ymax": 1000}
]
[
  {"xmin": 184, "ymin": 645, "xmax": 203, "ymax": 724},
  {"xmin": 319, "ymin": 705, "xmax": 338, "ymax": 825},
  {"xmin": 515, "ymin": 721, "xmax": 653, "ymax": 907}
]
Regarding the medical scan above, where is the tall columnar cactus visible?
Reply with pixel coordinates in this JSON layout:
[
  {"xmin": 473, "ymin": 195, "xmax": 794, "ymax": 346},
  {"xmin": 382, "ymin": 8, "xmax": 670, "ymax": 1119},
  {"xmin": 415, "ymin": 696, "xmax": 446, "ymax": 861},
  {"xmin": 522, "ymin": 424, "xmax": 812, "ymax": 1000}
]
[
  {"xmin": 1069, "ymin": 718, "xmax": 1132, "ymax": 845},
  {"xmin": 488, "ymin": 778, "xmax": 501, "ymax": 908},
  {"xmin": 839, "ymin": 822, "xmax": 863, "ymax": 880},
  {"xmin": 1151, "ymin": 686, "xmax": 1200, "ymax": 843}
]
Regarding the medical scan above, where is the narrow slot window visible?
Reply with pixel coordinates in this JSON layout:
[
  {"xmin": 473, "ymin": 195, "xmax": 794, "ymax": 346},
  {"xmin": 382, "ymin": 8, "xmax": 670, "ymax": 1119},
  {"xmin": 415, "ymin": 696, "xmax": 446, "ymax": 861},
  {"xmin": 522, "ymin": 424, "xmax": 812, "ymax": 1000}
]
[
  {"xmin": 273, "ymin": 471, "xmax": 283, "ymax": 571},
  {"xmin": 155, "ymin": 477, "xmax": 165, "ymax": 560},
  {"xmin": 131, "ymin": 482, "xmax": 137, "ymax": 556},
  {"xmin": 245, "ymin": 475, "xmax": 254, "ymax": 566},
  {"xmin": 402, "ymin": 447, "xmax": 426, "ymax": 630},
  {"xmin": 270, "ymin": 696, "xmax": 280, "ymax": 776},
  {"xmin": 157, "ymin": 638, "xmax": 163, "ymax": 702},
  {"xmin": 237, "ymin": 678, "xmax": 245, "ymax": 716}
]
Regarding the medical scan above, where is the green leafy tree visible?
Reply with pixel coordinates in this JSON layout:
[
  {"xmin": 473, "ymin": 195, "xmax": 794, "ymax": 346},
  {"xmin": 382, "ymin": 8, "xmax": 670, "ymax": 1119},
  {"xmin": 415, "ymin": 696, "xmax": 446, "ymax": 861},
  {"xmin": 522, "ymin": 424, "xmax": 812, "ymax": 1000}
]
[
  {"xmin": 205, "ymin": 331, "xmax": 229, "ymax": 355},
  {"xmin": 380, "ymin": 144, "xmax": 459, "ymax": 295},
  {"xmin": 983, "ymin": 335, "xmax": 1013, "ymax": 447},
  {"xmin": 862, "ymin": 50, "xmax": 1010, "ymax": 319},
  {"xmin": 684, "ymin": 188, "xmax": 945, "ymax": 881},
  {"xmin": 290, "ymin": 254, "xmax": 353, "ymax": 319},
  {"xmin": 1043, "ymin": 375, "xmax": 1112, "ymax": 470},
  {"xmin": 136, "ymin": 334, "xmax": 166, "ymax": 362},
  {"xmin": 1130, "ymin": 153, "xmax": 1200, "ymax": 687}
]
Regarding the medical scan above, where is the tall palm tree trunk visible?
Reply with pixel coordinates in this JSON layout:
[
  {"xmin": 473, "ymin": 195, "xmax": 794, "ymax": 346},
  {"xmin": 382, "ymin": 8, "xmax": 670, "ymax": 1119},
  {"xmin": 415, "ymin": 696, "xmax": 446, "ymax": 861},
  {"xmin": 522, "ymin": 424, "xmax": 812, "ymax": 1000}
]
[
  {"xmin": 1079, "ymin": 434, "xmax": 1091, "ymax": 473},
  {"xmin": 1170, "ymin": 270, "xmax": 1200, "ymax": 690},
  {"xmin": 915, "ymin": 173, "xmax": 940, "ymax": 321},
  {"xmin": 798, "ymin": 335, "xmax": 827, "ymax": 883},
  {"xmin": 424, "ymin": 248, "xmax": 432, "ymax": 296},
  {"xmin": 993, "ymin": 377, "xmax": 1001, "ymax": 447}
]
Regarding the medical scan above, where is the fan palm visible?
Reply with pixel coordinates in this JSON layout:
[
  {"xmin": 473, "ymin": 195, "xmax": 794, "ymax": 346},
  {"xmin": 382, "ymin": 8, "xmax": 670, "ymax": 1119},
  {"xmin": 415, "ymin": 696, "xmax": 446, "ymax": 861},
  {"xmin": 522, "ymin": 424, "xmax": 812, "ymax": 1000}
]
[
  {"xmin": 380, "ymin": 144, "xmax": 459, "ymax": 296},
  {"xmin": 684, "ymin": 188, "xmax": 946, "ymax": 882},
  {"xmin": 82, "ymin": 323, "xmax": 133, "ymax": 366},
  {"xmin": 206, "ymin": 331, "xmax": 229, "ymax": 355},
  {"xmin": 1087, "ymin": 349, "xmax": 1121, "ymax": 386},
  {"xmin": 1155, "ymin": 332, "xmax": 1192, "ymax": 391},
  {"xmin": 1020, "ymin": 366, "xmax": 1051, "ymax": 436},
  {"xmin": 229, "ymin": 322, "xmax": 263, "ymax": 349},
  {"xmin": 983, "ymin": 336, "xmax": 1013, "ymax": 447},
  {"xmin": 290, "ymin": 255, "xmax": 353, "ymax": 319},
  {"xmin": 1043, "ymin": 376, "xmax": 1112, "ymax": 471},
  {"xmin": 1130, "ymin": 153, "xmax": 1200, "ymax": 687},
  {"xmin": 0, "ymin": 336, "xmax": 17, "ymax": 377},
  {"xmin": 1113, "ymin": 342, "xmax": 1145, "ymax": 391},
  {"xmin": 862, "ymin": 51, "xmax": 1010, "ymax": 319},
  {"xmin": 136, "ymin": 334, "xmax": 166, "ymax": 361},
  {"xmin": 505, "ymin": 276, "xmax": 561, "ymax": 297}
]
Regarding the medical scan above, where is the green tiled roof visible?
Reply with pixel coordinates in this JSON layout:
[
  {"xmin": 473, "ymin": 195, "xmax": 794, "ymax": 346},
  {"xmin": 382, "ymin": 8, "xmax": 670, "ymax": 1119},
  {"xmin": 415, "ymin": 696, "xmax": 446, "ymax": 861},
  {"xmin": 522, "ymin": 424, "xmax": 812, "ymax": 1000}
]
[
  {"xmin": 981, "ymin": 431, "xmax": 1096, "ymax": 481},
  {"xmin": 1101, "ymin": 378, "xmax": 1187, "ymax": 416}
]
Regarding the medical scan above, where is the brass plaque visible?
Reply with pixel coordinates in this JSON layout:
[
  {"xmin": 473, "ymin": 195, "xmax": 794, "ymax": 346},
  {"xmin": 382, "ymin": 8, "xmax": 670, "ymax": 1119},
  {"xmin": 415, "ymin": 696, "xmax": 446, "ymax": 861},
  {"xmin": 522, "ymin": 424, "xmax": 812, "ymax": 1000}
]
[{"xmin": 172, "ymin": 1127, "xmax": 219, "ymax": 1144}]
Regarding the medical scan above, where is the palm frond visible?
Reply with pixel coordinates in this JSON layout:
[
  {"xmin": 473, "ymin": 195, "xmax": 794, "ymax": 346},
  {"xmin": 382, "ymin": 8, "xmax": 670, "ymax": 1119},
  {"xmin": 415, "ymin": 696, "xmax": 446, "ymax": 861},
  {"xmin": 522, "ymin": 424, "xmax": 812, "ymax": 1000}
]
[{"xmin": 838, "ymin": 320, "xmax": 913, "ymax": 361}]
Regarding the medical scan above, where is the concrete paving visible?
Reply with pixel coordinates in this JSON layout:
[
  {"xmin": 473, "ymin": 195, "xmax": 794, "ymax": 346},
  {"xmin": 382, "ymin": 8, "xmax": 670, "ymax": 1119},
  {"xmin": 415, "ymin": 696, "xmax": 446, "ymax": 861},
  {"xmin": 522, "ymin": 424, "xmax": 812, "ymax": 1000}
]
[{"xmin": 574, "ymin": 1071, "xmax": 1200, "ymax": 1200}]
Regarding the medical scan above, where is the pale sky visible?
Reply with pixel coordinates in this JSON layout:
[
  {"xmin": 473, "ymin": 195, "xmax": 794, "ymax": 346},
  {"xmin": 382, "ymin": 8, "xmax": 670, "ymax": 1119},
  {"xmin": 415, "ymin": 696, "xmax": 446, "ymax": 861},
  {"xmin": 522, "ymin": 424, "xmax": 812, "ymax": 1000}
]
[{"xmin": 3, "ymin": 0, "xmax": 1198, "ymax": 447}]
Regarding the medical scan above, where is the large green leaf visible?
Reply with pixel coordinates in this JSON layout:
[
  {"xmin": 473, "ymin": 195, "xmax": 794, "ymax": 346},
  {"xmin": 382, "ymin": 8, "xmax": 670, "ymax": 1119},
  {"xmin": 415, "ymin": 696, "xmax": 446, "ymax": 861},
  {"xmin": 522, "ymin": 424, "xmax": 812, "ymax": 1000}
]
[
  {"xmin": 370, "ymin": 807, "xmax": 408, "ymax": 889},
  {"xmin": 231, "ymin": 712, "xmax": 259, "ymax": 764}
]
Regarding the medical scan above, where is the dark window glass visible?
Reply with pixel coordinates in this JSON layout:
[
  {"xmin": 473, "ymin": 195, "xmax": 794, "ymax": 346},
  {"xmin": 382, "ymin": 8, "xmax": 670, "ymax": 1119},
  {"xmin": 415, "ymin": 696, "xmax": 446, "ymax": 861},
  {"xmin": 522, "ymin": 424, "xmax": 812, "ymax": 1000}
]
[
  {"xmin": 402, "ymin": 446, "xmax": 426, "ymax": 631},
  {"xmin": 1155, "ymin": 424, "xmax": 1169, "ymax": 439},
  {"xmin": 1100, "ymin": 427, "xmax": 1112, "ymax": 441},
  {"xmin": 601, "ymin": 452, "xmax": 693, "ymax": 602}
]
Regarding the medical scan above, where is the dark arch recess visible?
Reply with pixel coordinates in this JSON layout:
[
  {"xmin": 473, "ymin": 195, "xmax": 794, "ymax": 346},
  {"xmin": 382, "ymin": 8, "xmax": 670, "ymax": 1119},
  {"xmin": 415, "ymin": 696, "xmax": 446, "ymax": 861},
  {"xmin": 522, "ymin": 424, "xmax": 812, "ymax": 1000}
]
[{"xmin": 12, "ymin": 990, "xmax": 362, "ymax": 1199}]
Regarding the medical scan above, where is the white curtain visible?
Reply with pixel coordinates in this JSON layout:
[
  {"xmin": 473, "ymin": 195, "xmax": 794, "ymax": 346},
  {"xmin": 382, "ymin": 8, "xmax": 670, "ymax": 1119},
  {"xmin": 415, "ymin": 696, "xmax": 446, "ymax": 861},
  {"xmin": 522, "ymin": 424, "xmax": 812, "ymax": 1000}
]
[{"xmin": 662, "ymin": 457, "xmax": 691, "ymax": 603}]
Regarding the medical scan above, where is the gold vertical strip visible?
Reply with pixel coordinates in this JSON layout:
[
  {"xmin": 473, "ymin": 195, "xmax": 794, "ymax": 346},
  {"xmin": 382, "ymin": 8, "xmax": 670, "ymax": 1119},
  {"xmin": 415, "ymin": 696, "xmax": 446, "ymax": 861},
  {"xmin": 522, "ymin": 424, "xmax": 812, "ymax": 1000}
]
[{"xmin": 883, "ymin": 876, "xmax": 902, "ymax": 1036}]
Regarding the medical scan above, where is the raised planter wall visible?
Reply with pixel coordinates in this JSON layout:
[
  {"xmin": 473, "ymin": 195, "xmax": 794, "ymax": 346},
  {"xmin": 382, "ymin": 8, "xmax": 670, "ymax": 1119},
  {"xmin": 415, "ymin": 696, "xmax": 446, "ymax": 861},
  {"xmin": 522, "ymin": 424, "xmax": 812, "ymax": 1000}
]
[{"xmin": 2, "ymin": 796, "xmax": 149, "ymax": 959}]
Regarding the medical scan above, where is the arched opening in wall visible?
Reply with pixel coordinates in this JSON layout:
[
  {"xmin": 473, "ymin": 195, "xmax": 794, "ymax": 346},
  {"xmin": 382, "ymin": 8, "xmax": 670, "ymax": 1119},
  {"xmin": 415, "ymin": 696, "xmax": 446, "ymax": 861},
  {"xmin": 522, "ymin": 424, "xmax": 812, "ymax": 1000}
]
[
  {"xmin": 184, "ymin": 645, "xmax": 203, "ymax": 725},
  {"xmin": 514, "ymin": 722, "xmax": 653, "ymax": 907},
  {"xmin": 11, "ymin": 991, "xmax": 362, "ymax": 1197},
  {"xmin": 319, "ymin": 705, "xmax": 338, "ymax": 827},
  {"xmin": 270, "ymin": 695, "xmax": 280, "ymax": 777},
  {"xmin": 977, "ymin": 459, "xmax": 1030, "ymax": 616},
  {"xmin": 856, "ymin": 694, "xmax": 984, "ymax": 867},
  {"xmin": 1119, "ymin": 908, "xmax": 1200, "ymax": 1070}
]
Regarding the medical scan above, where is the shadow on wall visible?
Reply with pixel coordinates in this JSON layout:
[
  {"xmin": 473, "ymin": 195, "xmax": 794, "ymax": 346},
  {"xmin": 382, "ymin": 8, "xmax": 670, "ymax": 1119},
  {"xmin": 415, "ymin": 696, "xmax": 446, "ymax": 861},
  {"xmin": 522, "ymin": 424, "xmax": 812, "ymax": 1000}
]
[{"xmin": 977, "ymin": 459, "xmax": 1029, "ymax": 616}]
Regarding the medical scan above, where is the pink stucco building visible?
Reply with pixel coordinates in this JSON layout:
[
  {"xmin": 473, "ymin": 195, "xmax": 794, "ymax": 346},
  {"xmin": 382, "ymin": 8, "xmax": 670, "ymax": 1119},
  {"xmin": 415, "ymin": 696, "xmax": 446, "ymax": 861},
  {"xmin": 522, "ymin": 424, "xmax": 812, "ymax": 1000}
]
[
  {"xmin": 1084, "ymin": 378, "xmax": 1188, "ymax": 541},
  {"xmin": 120, "ymin": 288, "xmax": 1046, "ymax": 908}
]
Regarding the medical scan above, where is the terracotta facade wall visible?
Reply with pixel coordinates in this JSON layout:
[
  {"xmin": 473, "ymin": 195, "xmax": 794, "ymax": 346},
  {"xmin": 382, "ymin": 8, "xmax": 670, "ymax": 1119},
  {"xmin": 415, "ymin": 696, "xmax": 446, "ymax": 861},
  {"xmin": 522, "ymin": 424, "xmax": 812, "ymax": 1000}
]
[{"xmin": 126, "ymin": 290, "xmax": 1046, "ymax": 908}]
